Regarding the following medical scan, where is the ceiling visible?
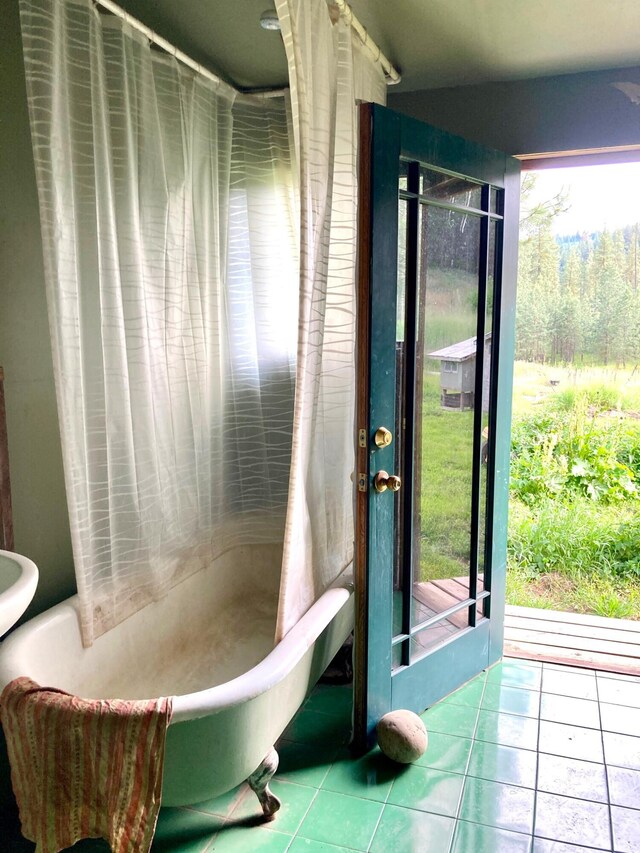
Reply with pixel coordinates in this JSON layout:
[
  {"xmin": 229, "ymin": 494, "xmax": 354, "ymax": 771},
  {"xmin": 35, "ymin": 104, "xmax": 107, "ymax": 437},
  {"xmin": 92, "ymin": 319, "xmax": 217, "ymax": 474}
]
[{"xmin": 117, "ymin": 0, "xmax": 640, "ymax": 93}]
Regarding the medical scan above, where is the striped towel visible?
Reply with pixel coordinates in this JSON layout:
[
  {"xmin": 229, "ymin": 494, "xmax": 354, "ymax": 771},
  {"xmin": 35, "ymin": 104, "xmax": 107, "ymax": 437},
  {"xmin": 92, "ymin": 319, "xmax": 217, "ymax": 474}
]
[{"xmin": 0, "ymin": 677, "xmax": 173, "ymax": 853}]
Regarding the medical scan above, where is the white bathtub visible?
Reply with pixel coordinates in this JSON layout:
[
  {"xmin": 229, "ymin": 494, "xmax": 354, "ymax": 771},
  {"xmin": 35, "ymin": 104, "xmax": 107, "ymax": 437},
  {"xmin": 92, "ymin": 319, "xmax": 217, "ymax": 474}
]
[{"xmin": 0, "ymin": 544, "xmax": 354, "ymax": 808}]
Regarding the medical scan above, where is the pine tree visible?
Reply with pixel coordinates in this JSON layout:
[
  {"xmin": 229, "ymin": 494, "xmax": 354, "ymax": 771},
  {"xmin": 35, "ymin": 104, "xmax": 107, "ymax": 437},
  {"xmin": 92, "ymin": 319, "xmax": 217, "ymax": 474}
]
[
  {"xmin": 516, "ymin": 174, "xmax": 569, "ymax": 362},
  {"xmin": 516, "ymin": 177, "xmax": 640, "ymax": 367},
  {"xmin": 589, "ymin": 230, "xmax": 630, "ymax": 365}
]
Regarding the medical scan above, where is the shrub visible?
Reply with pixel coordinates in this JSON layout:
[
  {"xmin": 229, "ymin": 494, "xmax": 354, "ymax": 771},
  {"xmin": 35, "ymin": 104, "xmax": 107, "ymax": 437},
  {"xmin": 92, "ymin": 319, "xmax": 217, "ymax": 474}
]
[
  {"xmin": 507, "ymin": 379, "xmax": 640, "ymax": 617},
  {"xmin": 510, "ymin": 400, "xmax": 640, "ymax": 505}
]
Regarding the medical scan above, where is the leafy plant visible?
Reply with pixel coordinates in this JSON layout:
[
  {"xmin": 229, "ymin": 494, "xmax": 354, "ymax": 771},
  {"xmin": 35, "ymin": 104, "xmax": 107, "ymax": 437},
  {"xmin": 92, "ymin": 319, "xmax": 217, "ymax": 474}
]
[{"xmin": 510, "ymin": 398, "xmax": 640, "ymax": 506}]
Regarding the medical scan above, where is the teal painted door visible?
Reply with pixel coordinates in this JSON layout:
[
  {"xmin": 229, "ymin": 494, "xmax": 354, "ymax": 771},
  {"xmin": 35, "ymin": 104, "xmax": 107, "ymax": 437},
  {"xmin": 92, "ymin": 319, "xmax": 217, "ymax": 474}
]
[{"xmin": 355, "ymin": 105, "xmax": 520, "ymax": 745}]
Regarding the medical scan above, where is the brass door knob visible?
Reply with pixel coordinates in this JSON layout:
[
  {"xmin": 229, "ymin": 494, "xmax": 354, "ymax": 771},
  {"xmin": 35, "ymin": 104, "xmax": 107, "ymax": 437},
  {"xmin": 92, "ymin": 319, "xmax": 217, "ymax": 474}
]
[{"xmin": 374, "ymin": 470, "xmax": 402, "ymax": 493}]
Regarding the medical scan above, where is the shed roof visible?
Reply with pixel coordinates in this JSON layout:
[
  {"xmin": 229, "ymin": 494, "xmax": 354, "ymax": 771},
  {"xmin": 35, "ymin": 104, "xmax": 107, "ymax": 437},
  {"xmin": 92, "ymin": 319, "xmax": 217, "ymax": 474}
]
[{"xmin": 428, "ymin": 333, "xmax": 491, "ymax": 362}]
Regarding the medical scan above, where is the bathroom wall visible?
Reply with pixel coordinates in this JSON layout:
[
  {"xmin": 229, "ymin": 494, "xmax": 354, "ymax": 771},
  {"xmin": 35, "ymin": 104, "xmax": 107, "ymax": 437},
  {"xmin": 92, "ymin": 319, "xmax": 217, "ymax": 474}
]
[
  {"xmin": 389, "ymin": 65, "xmax": 640, "ymax": 156},
  {"xmin": 0, "ymin": 3, "xmax": 60, "ymax": 817},
  {"xmin": 0, "ymin": 2, "xmax": 76, "ymax": 621},
  {"xmin": 0, "ymin": 4, "xmax": 77, "ymax": 816}
]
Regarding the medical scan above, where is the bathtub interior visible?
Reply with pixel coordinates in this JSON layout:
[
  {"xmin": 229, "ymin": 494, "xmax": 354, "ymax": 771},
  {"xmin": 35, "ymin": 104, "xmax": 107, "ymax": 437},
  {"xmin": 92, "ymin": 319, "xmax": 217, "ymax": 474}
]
[
  {"xmin": 161, "ymin": 588, "xmax": 355, "ymax": 806},
  {"xmin": 1, "ymin": 543, "xmax": 284, "ymax": 701}
]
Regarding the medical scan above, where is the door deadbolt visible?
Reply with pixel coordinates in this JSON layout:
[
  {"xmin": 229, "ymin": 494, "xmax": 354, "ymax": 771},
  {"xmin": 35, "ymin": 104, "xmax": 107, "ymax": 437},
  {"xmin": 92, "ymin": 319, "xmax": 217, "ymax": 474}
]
[
  {"xmin": 374, "ymin": 470, "xmax": 402, "ymax": 493},
  {"xmin": 374, "ymin": 426, "xmax": 393, "ymax": 447}
]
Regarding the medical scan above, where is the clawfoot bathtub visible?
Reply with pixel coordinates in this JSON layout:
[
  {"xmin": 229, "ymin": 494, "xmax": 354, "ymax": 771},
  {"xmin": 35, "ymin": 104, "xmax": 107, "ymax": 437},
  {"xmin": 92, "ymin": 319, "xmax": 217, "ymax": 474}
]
[{"xmin": 0, "ymin": 544, "xmax": 354, "ymax": 812}]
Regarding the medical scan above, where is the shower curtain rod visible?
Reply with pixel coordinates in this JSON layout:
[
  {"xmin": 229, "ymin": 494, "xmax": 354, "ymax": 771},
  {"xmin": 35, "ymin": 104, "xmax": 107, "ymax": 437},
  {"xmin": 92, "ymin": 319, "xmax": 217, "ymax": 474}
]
[
  {"xmin": 93, "ymin": 0, "xmax": 285, "ymax": 99},
  {"xmin": 93, "ymin": 0, "xmax": 401, "ymax": 94},
  {"xmin": 331, "ymin": 0, "xmax": 400, "ymax": 84}
]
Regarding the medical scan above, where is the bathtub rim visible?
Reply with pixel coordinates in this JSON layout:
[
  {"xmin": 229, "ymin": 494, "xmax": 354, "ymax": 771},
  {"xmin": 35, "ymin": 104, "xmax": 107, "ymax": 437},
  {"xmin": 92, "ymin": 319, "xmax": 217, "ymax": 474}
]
[{"xmin": 0, "ymin": 571, "xmax": 354, "ymax": 724}]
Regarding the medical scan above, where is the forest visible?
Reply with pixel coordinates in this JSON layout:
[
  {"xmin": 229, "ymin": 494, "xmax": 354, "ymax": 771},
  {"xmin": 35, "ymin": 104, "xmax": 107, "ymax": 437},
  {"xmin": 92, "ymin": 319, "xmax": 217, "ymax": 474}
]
[{"xmin": 516, "ymin": 174, "xmax": 640, "ymax": 366}]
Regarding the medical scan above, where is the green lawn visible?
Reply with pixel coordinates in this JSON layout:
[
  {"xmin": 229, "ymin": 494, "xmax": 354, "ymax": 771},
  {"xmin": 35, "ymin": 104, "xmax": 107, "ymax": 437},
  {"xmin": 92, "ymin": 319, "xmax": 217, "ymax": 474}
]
[{"xmin": 416, "ymin": 373, "xmax": 478, "ymax": 583}]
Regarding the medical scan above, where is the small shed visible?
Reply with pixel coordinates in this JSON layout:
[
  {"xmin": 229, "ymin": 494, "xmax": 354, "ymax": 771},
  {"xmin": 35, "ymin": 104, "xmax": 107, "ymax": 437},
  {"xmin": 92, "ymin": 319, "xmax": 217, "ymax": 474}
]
[{"xmin": 428, "ymin": 334, "xmax": 492, "ymax": 410}]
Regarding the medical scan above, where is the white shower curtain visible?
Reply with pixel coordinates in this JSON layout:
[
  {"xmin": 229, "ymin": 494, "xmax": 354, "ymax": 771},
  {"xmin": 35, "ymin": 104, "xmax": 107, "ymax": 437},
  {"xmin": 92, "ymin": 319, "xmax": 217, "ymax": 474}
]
[
  {"xmin": 20, "ymin": 0, "xmax": 298, "ymax": 645},
  {"xmin": 274, "ymin": 0, "xmax": 386, "ymax": 641}
]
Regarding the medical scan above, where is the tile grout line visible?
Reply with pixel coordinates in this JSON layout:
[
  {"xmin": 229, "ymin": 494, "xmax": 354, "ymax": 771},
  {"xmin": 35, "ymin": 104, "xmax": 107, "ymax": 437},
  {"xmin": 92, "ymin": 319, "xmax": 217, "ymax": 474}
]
[
  {"xmin": 364, "ymin": 802, "xmax": 385, "ymax": 853},
  {"xmin": 595, "ymin": 672, "xmax": 616, "ymax": 853},
  {"xmin": 287, "ymin": 771, "xmax": 323, "ymax": 849},
  {"xmin": 195, "ymin": 772, "xmax": 321, "ymax": 852},
  {"xmin": 172, "ymin": 803, "xmax": 223, "ymax": 853},
  {"xmin": 364, "ymin": 738, "xmax": 398, "ymax": 853},
  {"xmin": 527, "ymin": 665, "xmax": 543, "ymax": 853},
  {"xmin": 525, "ymin": 661, "xmax": 542, "ymax": 853},
  {"xmin": 279, "ymin": 693, "xmax": 354, "ymax": 850},
  {"xmin": 530, "ymin": 663, "xmax": 546, "ymax": 851},
  {"xmin": 445, "ymin": 666, "xmax": 490, "ymax": 853}
]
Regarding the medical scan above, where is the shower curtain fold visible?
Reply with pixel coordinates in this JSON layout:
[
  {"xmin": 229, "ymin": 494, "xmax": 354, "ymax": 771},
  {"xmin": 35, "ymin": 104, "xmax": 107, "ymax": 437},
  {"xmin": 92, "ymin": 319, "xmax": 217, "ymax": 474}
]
[
  {"xmin": 274, "ymin": 0, "xmax": 386, "ymax": 642},
  {"xmin": 20, "ymin": 0, "xmax": 298, "ymax": 646},
  {"xmin": 20, "ymin": 0, "xmax": 385, "ymax": 648}
]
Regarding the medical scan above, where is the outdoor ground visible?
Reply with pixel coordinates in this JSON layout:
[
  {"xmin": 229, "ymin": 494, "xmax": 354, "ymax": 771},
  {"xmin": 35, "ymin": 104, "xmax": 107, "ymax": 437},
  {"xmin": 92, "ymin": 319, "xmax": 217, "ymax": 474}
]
[{"xmin": 417, "ymin": 362, "xmax": 640, "ymax": 621}]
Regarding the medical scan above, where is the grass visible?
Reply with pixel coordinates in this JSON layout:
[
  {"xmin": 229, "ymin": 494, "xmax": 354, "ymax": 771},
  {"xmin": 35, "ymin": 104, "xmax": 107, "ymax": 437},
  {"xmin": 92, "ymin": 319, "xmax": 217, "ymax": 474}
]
[
  {"xmin": 417, "ymin": 373, "xmax": 475, "ymax": 582},
  {"xmin": 410, "ymin": 268, "xmax": 483, "ymax": 583},
  {"xmin": 507, "ymin": 498, "xmax": 640, "ymax": 619},
  {"xmin": 507, "ymin": 565, "xmax": 640, "ymax": 620},
  {"xmin": 512, "ymin": 361, "xmax": 640, "ymax": 416}
]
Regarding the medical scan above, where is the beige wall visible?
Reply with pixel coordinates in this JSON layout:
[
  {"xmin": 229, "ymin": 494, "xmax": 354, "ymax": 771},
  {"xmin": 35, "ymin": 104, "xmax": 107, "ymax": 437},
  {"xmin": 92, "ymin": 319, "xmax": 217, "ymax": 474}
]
[
  {"xmin": 389, "ymin": 66, "xmax": 640, "ymax": 155},
  {"xmin": 0, "ymin": 2, "xmax": 76, "ymax": 622}
]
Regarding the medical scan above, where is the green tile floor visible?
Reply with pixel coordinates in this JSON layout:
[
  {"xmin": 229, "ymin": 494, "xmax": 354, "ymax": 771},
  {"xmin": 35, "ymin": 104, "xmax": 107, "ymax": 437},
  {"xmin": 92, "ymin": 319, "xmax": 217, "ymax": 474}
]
[{"xmin": 4, "ymin": 659, "xmax": 640, "ymax": 851}]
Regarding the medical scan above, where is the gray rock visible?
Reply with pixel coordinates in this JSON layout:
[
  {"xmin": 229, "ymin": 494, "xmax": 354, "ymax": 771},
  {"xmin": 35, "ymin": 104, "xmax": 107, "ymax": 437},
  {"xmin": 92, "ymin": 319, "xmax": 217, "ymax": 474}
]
[{"xmin": 376, "ymin": 709, "xmax": 428, "ymax": 764}]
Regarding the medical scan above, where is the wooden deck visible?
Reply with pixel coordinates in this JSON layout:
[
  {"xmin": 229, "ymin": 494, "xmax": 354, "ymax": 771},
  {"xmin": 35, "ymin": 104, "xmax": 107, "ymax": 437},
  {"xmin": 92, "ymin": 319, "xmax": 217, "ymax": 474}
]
[
  {"xmin": 504, "ymin": 604, "xmax": 640, "ymax": 675},
  {"xmin": 410, "ymin": 576, "xmax": 483, "ymax": 653},
  {"xmin": 407, "ymin": 577, "xmax": 639, "ymax": 674},
  {"xmin": 413, "ymin": 575, "xmax": 481, "ymax": 629},
  {"xmin": 409, "ymin": 576, "xmax": 640, "ymax": 674}
]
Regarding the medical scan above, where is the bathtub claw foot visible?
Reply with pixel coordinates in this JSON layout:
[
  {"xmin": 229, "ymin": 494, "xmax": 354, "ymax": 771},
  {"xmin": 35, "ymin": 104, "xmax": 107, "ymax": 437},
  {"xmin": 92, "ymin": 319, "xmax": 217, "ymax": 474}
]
[{"xmin": 248, "ymin": 747, "xmax": 281, "ymax": 820}]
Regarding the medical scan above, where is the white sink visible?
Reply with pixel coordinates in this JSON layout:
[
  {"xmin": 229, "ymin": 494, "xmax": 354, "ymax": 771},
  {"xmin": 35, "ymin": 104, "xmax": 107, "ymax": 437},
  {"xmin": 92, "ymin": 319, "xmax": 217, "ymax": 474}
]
[{"xmin": 0, "ymin": 550, "xmax": 38, "ymax": 637}]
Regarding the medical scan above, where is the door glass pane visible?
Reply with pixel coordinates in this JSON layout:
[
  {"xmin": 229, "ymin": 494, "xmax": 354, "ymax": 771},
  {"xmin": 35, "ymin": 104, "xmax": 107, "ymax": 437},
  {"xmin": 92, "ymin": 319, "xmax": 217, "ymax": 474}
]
[
  {"xmin": 420, "ymin": 167, "xmax": 482, "ymax": 209},
  {"xmin": 410, "ymin": 204, "xmax": 482, "ymax": 655},
  {"xmin": 410, "ymin": 612, "xmax": 469, "ymax": 662},
  {"xmin": 477, "ymin": 221, "xmax": 497, "ymax": 595},
  {"xmin": 392, "ymin": 198, "xmax": 408, "ymax": 654},
  {"xmin": 399, "ymin": 160, "xmax": 409, "ymax": 192}
]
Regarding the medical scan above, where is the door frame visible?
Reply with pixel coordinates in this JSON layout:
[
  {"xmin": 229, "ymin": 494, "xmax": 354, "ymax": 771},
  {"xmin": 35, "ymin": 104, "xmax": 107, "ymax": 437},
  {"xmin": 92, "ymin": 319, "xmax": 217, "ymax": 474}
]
[{"xmin": 353, "ymin": 103, "xmax": 521, "ymax": 749}]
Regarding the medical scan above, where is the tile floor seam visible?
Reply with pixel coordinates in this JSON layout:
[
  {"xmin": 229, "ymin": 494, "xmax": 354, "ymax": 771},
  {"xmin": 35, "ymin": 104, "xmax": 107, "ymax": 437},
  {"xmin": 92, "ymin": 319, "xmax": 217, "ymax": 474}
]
[
  {"xmin": 374, "ymin": 799, "xmax": 458, "ymax": 820},
  {"xmin": 202, "ymin": 833, "xmax": 218, "ymax": 853},
  {"xmin": 445, "ymin": 667, "xmax": 490, "ymax": 853},
  {"xmin": 596, "ymin": 672, "xmax": 617, "ymax": 853},
  {"xmin": 289, "ymin": 784, "xmax": 321, "ymax": 845},
  {"xmin": 364, "ymin": 800, "xmax": 385, "ymax": 853},
  {"xmin": 532, "ymin": 830, "xmax": 611, "ymax": 852},
  {"xmin": 529, "ymin": 663, "xmax": 545, "ymax": 848},
  {"xmin": 453, "ymin": 816, "xmax": 534, "ymax": 839},
  {"xmin": 183, "ymin": 802, "xmax": 232, "ymax": 820}
]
